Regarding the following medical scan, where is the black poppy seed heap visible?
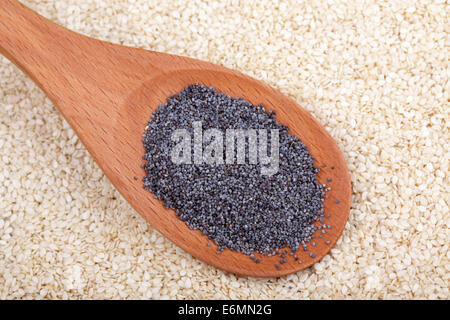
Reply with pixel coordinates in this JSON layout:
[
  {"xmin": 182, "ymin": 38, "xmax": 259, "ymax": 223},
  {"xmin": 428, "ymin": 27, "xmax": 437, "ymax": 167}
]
[{"xmin": 142, "ymin": 84, "xmax": 325, "ymax": 260}]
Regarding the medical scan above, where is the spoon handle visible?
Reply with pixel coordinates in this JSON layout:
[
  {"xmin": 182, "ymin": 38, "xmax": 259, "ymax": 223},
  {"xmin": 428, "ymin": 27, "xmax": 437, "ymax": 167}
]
[
  {"xmin": 0, "ymin": 0, "xmax": 117, "ymax": 113},
  {"xmin": 0, "ymin": 1, "xmax": 72, "ymax": 89},
  {"xmin": 0, "ymin": 0, "xmax": 168, "ymax": 109}
]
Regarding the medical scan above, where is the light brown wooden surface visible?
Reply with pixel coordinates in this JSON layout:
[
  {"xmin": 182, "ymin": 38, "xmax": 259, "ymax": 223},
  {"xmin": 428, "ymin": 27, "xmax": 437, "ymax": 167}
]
[{"xmin": 0, "ymin": 0, "xmax": 351, "ymax": 277}]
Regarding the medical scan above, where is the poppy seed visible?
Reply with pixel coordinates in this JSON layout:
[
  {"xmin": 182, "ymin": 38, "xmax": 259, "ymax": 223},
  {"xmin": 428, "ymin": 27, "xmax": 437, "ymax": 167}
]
[{"xmin": 142, "ymin": 84, "xmax": 325, "ymax": 261}]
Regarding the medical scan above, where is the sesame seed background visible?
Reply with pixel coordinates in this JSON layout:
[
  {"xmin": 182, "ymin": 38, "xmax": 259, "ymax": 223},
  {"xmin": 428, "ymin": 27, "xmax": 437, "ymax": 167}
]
[{"xmin": 0, "ymin": 0, "xmax": 448, "ymax": 299}]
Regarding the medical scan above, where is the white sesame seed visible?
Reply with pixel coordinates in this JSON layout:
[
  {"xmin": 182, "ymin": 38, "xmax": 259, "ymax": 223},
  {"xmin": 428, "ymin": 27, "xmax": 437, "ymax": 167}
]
[{"xmin": 0, "ymin": 0, "xmax": 446, "ymax": 300}]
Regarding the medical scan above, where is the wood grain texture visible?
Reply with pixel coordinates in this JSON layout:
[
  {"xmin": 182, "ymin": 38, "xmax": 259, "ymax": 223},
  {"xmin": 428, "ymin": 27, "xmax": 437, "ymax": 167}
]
[{"xmin": 0, "ymin": 0, "xmax": 351, "ymax": 277}]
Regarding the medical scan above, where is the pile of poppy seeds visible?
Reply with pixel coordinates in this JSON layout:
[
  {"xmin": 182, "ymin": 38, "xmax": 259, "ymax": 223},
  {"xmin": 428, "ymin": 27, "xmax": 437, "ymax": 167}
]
[{"xmin": 142, "ymin": 84, "xmax": 329, "ymax": 267}]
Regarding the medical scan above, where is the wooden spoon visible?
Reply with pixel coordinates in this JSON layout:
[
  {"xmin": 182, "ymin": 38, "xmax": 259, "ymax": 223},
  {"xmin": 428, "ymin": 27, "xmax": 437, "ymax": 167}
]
[{"xmin": 0, "ymin": 0, "xmax": 351, "ymax": 277}]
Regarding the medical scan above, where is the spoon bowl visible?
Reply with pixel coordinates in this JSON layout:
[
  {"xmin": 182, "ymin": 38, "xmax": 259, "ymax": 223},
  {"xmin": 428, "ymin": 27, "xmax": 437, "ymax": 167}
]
[{"xmin": 0, "ymin": 0, "xmax": 351, "ymax": 277}]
